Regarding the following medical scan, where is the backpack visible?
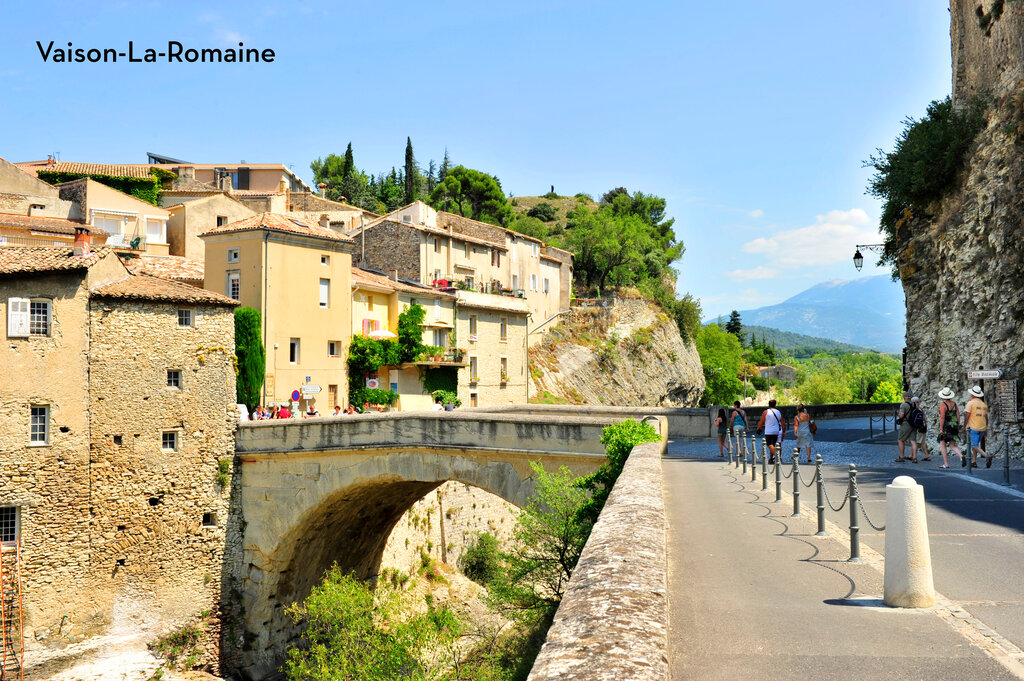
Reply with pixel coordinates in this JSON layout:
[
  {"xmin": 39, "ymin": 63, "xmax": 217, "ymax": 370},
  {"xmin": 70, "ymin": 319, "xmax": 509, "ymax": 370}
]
[
  {"xmin": 944, "ymin": 403, "xmax": 960, "ymax": 435},
  {"xmin": 909, "ymin": 405, "xmax": 927, "ymax": 432}
]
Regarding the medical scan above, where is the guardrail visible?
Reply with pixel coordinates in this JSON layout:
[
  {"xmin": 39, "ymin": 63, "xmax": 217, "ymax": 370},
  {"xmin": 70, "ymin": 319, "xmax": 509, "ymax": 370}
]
[
  {"xmin": 727, "ymin": 430, "xmax": 885, "ymax": 562},
  {"xmin": 869, "ymin": 414, "xmax": 895, "ymax": 438}
]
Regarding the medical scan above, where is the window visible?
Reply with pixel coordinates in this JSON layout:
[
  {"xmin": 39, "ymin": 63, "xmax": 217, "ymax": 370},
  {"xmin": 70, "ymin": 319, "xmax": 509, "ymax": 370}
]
[
  {"xmin": 433, "ymin": 329, "xmax": 447, "ymax": 348},
  {"xmin": 361, "ymin": 319, "xmax": 380, "ymax": 334},
  {"xmin": 0, "ymin": 507, "xmax": 19, "ymax": 544},
  {"xmin": 434, "ymin": 299, "xmax": 441, "ymax": 320},
  {"xmin": 227, "ymin": 248, "xmax": 240, "ymax": 263},
  {"xmin": 491, "ymin": 249, "xmax": 501, "ymax": 267},
  {"xmin": 464, "ymin": 242, "xmax": 470, "ymax": 258},
  {"xmin": 368, "ymin": 295, "xmax": 374, "ymax": 312},
  {"xmin": 433, "ymin": 269, "xmax": 441, "ymax": 282},
  {"xmin": 202, "ymin": 512, "xmax": 216, "ymax": 527},
  {"xmin": 469, "ymin": 315, "xmax": 477, "ymax": 339},
  {"xmin": 499, "ymin": 317, "xmax": 508, "ymax": 341},
  {"xmin": 321, "ymin": 255, "xmax": 330, "ymax": 266},
  {"xmin": 532, "ymin": 242, "xmax": 539, "ymax": 258},
  {"xmin": 500, "ymin": 357, "xmax": 509, "ymax": 382},
  {"xmin": 29, "ymin": 300, "xmax": 50, "ymax": 336},
  {"xmin": 544, "ymin": 278, "xmax": 550, "ymax": 294},
  {"xmin": 177, "ymin": 308, "xmax": 193, "ymax": 327},
  {"xmin": 530, "ymin": 274, "xmax": 538, "ymax": 291},
  {"xmin": 433, "ymin": 237, "xmax": 440, "ymax": 254},
  {"xmin": 227, "ymin": 271, "xmax": 240, "ymax": 301},
  {"xmin": 469, "ymin": 356, "xmax": 478, "ymax": 380},
  {"xmin": 512, "ymin": 275, "xmax": 519, "ymax": 292},
  {"xmin": 328, "ymin": 340, "xmax": 340, "ymax": 357},
  {"xmin": 216, "ymin": 215, "xmax": 228, "ymax": 227},
  {"xmin": 290, "ymin": 338, "xmax": 300, "ymax": 364},
  {"xmin": 464, "ymin": 276, "xmax": 474, "ymax": 290},
  {"xmin": 146, "ymin": 219, "xmax": 166, "ymax": 244},
  {"xmin": 93, "ymin": 215, "xmax": 124, "ymax": 236},
  {"xmin": 167, "ymin": 370, "xmax": 181, "ymax": 388},
  {"xmin": 319, "ymin": 279, "xmax": 330, "ymax": 308},
  {"xmin": 470, "ymin": 393, "xmax": 478, "ymax": 408},
  {"xmin": 7, "ymin": 298, "xmax": 29, "ymax": 337},
  {"xmin": 161, "ymin": 431, "xmax": 178, "ymax": 452},
  {"xmin": 30, "ymin": 405, "xmax": 48, "ymax": 445}
]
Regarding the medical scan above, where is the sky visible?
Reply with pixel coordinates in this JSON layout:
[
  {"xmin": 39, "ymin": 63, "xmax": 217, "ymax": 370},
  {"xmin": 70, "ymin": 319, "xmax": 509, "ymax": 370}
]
[{"xmin": 0, "ymin": 1, "xmax": 951, "ymax": 317}]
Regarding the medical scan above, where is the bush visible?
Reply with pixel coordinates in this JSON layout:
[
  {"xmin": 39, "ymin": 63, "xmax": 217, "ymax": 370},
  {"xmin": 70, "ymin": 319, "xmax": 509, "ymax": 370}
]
[
  {"xmin": 750, "ymin": 376, "xmax": 769, "ymax": 391},
  {"xmin": 460, "ymin": 532, "xmax": 501, "ymax": 586},
  {"xmin": 398, "ymin": 304, "xmax": 426, "ymax": 363},
  {"xmin": 350, "ymin": 387, "xmax": 398, "ymax": 408},
  {"xmin": 431, "ymin": 389, "xmax": 461, "ymax": 407},
  {"xmin": 527, "ymin": 201, "xmax": 558, "ymax": 222},
  {"xmin": 578, "ymin": 419, "xmax": 660, "ymax": 524}
]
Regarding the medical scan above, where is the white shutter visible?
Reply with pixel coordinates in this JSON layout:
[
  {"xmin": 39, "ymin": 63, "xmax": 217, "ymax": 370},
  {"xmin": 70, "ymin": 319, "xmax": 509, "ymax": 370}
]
[{"xmin": 7, "ymin": 298, "xmax": 30, "ymax": 337}]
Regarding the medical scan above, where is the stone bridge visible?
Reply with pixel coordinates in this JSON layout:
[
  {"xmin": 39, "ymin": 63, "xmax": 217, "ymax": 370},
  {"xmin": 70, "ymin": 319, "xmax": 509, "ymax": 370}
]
[{"xmin": 232, "ymin": 411, "xmax": 622, "ymax": 679}]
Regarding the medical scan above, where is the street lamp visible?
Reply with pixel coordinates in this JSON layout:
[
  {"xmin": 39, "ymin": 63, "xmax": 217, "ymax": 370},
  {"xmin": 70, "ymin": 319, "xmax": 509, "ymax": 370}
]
[{"xmin": 853, "ymin": 243, "xmax": 885, "ymax": 272}]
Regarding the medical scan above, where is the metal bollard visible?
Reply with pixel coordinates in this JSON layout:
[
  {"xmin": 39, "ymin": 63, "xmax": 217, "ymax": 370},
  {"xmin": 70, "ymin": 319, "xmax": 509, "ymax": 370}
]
[
  {"xmin": 761, "ymin": 440, "xmax": 768, "ymax": 491},
  {"xmin": 848, "ymin": 464, "xmax": 861, "ymax": 563},
  {"xmin": 742, "ymin": 438, "xmax": 747, "ymax": 474},
  {"xmin": 751, "ymin": 439, "xmax": 758, "ymax": 482},
  {"xmin": 791, "ymin": 450, "xmax": 800, "ymax": 517},
  {"xmin": 775, "ymin": 448, "xmax": 782, "ymax": 502},
  {"xmin": 869, "ymin": 416, "xmax": 874, "ymax": 440},
  {"xmin": 815, "ymin": 455, "xmax": 826, "ymax": 536},
  {"xmin": 727, "ymin": 433, "xmax": 734, "ymax": 465}
]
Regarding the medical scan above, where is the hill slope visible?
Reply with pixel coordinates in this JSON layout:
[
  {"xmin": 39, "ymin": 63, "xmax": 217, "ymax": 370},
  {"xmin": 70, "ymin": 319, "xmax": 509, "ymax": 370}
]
[{"xmin": 739, "ymin": 325, "xmax": 881, "ymax": 357}]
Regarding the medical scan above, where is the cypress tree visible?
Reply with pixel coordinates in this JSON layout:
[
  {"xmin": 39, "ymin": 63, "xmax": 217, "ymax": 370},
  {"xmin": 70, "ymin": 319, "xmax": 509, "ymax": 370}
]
[
  {"xmin": 234, "ymin": 307, "xmax": 266, "ymax": 411},
  {"xmin": 342, "ymin": 142, "xmax": 355, "ymax": 179},
  {"xmin": 404, "ymin": 137, "xmax": 416, "ymax": 204}
]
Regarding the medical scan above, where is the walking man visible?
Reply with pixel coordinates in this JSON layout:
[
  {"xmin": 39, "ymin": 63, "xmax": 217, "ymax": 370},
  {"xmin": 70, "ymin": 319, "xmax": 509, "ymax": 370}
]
[
  {"xmin": 964, "ymin": 385, "xmax": 992, "ymax": 468},
  {"xmin": 896, "ymin": 391, "xmax": 918, "ymax": 463},
  {"xmin": 758, "ymin": 399, "xmax": 785, "ymax": 464}
]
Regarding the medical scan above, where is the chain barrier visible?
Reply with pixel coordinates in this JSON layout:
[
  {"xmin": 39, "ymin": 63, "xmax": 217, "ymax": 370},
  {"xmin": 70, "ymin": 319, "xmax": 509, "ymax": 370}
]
[
  {"xmin": 821, "ymin": 480, "xmax": 850, "ymax": 512},
  {"xmin": 853, "ymin": 478, "xmax": 886, "ymax": 531}
]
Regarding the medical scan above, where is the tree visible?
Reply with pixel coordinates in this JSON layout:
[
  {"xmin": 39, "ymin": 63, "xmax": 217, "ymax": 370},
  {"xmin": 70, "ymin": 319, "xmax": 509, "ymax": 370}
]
[
  {"xmin": 527, "ymin": 201, "xmax": 557, "ymax": 222},
  {"xmin": 311, "ymin": 143, "xmax": 372, "ymax": 208},
  {"xmin": 397, "ymin": 303, "xmax": 427, "ymax": 362},
  {"xmin": 564, "ymin": 206, "xmax": 653, "ymax": 292},
  {"xmin": 696, "ymin": 323, "xmax": 743, "ymax": 406},
  {"xmin": 404, "ymin": 137, "xmax": 417, "ymax": 205},
  {"xmin": 427, "ymin": 165, "xmax": 511, "ymax": 225},
  {"xmin": 724, "ymin": 310, "xmax": 744, "ymax": 345},
  {"xmin": 796, "ymin": 370, "xmax": 854, "ymax": 405},
  {"xmin": 234, "ymin": 307, "xmax": 265, "ymax": 411}
]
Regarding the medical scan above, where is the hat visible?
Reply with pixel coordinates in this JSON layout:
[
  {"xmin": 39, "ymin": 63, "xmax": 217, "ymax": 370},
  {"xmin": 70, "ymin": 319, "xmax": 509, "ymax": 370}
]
[
  {"xmin": 969, "ymin": 385, "xmax": 984, "ymax": 398},
  {"xmin": 938, "ymin": 387, "xmax": 955, "ymax": 400},
  {"xmin": 910, "ymin": 396, "xmax": 920, "ymax": 403},
  {"xmin": 902, "ymin": 391, "xmax": 912, "ymax": 400}
]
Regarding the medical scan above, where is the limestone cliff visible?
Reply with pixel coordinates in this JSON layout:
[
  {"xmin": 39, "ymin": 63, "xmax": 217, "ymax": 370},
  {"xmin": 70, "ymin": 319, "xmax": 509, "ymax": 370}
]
[
  {"xmin": 528, "ymin": 294, "xmax": 705, "ymax": 406},
  {"xmin": 899, "ymin": 81, "xmax": 1024, "ymax": 453}
]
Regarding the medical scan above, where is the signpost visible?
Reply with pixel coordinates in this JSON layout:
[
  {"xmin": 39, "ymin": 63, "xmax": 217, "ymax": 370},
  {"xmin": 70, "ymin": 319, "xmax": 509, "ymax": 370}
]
[
  {"xmin": 968, "ymin": 369, "xmax": 1003, "ymax": 380},
  {"xmin": 995, "ymin": 378, "xmax": 1017, "ymax": 487},
  {"xmin": 301, "ymin": 384, "xmax": 322, "ymax": 395},
  {"xmin": 291, "ymin": 390, "xmax": 301, "ymax": 402}
]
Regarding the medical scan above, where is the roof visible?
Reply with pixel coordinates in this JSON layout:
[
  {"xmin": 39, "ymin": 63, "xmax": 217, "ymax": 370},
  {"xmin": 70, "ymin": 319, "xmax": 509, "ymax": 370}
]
[
  {"xmin": 125, "ymin": 255, "xmax": 205, "ymax": 283},
  {"xmin": 455, "ymin": 289, "xmax": 530, "ymax": 315},
  {"xmin": 351, "ymin": 266, "xmax": 455, "ymax": 298},
  {"xmin": 0, "ymin": 247, "xmax": 110, "ymax": 274},
  {"xmin": 438, "ymin": 210, "xmax": 544, "ymax": 245},
  {"xmin": 17, "ymin": 162, "xmax": 161, "ymax": 180},
  {"xmin": 93, "ymin": 273, "xmax": 238, "ymax": 306},
  {"xmin": 200, "ymin": 212, "xmax": 353, "ymax": 243},
  {"xmin": 0, "ymin": 213, "xmax": 94, "ymax": 235}
]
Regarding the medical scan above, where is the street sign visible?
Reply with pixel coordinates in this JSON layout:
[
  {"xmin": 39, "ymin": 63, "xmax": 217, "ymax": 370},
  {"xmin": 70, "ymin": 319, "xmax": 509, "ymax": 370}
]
[
  {"xmin": 301, "ymin": 384, "xmax": 322, "ymax": 395},
  {"xmin": 995, "ymin": 379, "xmax": 1018, "ymax": 423},
  {"xmin": 968, "ymin": 369, "xmax": 1003, "ymax": 379},
  {"xmin": 291, "ymin": 390, "xmax": 301, "ymax": 401}
]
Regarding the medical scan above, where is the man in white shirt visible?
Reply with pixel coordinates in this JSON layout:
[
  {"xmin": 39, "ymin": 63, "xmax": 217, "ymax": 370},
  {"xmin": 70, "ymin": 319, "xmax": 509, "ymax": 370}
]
[{"xmin": 758, "ymin": 399, "xmax": 785, "ymax": 464}]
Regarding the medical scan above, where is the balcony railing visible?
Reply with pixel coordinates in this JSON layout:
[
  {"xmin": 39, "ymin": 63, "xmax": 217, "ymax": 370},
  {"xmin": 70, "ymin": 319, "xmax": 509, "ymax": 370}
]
[{"xmin": 430, "ymin": 276, "xmax": 525, "ymax": 298}]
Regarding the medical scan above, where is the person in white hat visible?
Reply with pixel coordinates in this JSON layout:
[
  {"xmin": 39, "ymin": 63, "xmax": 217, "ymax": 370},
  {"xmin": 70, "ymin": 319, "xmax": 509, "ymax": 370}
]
[
  {"xmin": 964, "ymin": 385, "xmax": 991, "ymax": 468},
  {"xmin": 936, "ymin": 387, "xmax": 964, "ymax": 468}
]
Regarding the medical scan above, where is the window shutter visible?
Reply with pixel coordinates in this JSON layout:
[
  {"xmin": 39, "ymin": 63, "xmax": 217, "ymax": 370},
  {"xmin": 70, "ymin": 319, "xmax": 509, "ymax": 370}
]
[
  {"xmin": 7, "ymin": 298, "xmax": 29, "ymax": 337},
  {"xmin": 362, "ymin": 319, "xmax": 370, "ymax": 334}
]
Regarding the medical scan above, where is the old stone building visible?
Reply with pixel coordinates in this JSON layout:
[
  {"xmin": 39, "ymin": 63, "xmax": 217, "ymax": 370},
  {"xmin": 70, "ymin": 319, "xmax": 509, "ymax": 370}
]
[{"xmin": 0, "ymin": 242, "xmax": 238, "ymax": 672}]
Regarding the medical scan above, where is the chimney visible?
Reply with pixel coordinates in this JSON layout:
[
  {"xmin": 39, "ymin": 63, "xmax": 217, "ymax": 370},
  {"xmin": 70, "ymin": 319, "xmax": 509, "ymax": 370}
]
[
  {"xmin": 73, "ymin": 226, "xmax": 91, "ymax": 257},
  {"xmin": 318, "ymin": 182, "xmax": 327, "ymax": 198},
  {"xmin": 319, "ymin": 214, "xmax": 330, "ymax": 230},
  {"xmin": 47, "ymin": 155, "xmax": 55, "ymax": 166},
  {"xmin": 391, "ymin": 269, "xmax": 398, "ymax": 281},
  {"xmin": 176, "ymin": 165, "xmax": 195, "ymax": 181}
]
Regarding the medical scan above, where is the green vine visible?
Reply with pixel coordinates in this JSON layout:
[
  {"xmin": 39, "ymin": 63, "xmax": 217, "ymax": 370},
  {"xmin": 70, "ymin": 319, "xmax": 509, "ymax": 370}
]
[{"xmin": 38, "ymin": 166, "xmax": 175, "ymax": 206}]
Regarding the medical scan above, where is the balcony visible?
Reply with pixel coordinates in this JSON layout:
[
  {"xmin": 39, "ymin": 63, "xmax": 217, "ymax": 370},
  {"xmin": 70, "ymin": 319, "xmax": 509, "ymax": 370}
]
[
  {"xmin": 430, "ymin": 275, "xmax": 525, "ymax": 298},
  {"xmin": 410, "ymin": 347, "xmax": 468, "ymax": 368}
]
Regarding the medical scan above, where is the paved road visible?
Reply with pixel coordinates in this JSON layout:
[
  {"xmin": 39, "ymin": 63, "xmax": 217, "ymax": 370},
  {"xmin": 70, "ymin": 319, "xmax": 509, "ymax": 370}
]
[{"xmin": 665, "ymin": 434, "xmax": 1024, "ymax": 680}]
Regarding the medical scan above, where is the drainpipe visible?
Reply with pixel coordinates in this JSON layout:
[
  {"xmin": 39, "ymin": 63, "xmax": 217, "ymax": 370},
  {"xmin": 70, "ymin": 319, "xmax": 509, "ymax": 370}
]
[{"xmin": 525, "ymin": 309, "xmax": 572, "ymax": 403}]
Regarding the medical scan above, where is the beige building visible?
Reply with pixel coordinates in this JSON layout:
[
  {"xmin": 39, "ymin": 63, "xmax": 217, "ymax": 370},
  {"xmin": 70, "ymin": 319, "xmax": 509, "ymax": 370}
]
[
  {"xmin": 56, "ymin": 178, "xmax": 171, "ymax": 254},
  {"xmin": 165, "ymin": 192, "xmax": 255, "ymax": 260},
  {"xmin": 202, "ymin": 213, "xmax": 355, "ymax": 412},
  {"xmin": 0, "ymin": 243, "xmax": 237, "ymax": 669},
  {"xmin": 0, "ymin": 156, "xmax": 76, "ymax": 218}
]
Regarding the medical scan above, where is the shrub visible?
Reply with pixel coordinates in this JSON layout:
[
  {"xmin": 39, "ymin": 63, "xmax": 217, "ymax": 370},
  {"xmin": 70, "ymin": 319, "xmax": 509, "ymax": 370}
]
[
  {"xmin": 398, "ymin": 304, "xmax": 427, "ymax": 362},
  {"xmin": 527, "ymin": 201, "xmax": 558, "ymax": 222},
  {"xmin": 431, "ymin": 389, "xmax": 461, "ymax": 407},
  {"xmin": 460, "ymin": 532, "xmax": 501, "ymax": 586},
  {"xmin": 149, "ymin": 619, "xmax": 205, "ymax": 670},
  {"xmin": 349, "ymin": 387, "xmax": 398, "ymax": 407},
  {"xmin": 578, "ymin": 419, "xmax": 660, "ymax": 524},
  {"xmin": 750, "ymin": 376, "xmax": 769, "ymax": 391}
]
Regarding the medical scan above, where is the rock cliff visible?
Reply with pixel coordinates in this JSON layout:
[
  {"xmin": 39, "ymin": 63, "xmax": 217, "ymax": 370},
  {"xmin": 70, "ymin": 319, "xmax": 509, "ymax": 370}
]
[{"xmin": 528, "ymin": 294, "xmax": 705, "ymax": 406}]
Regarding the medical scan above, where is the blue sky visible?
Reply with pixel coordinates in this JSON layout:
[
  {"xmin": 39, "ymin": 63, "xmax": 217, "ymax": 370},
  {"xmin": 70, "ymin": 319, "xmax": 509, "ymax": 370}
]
[{"xmin": 0, "ymin": 1, "xmax": 950, "ymax": 316}]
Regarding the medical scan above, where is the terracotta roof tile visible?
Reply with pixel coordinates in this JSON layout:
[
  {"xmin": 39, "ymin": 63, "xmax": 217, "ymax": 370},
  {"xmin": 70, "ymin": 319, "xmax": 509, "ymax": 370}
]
[
  {"xmin": 0, "ymin": 213, "xmax": 94, "ymax": 235},
  {"xmin": 0, "ymin": 247, "xmax": 110, "ymax": 274},
  {"xmin": 201, "ymin": 212, "xmax": 353, "ymax": 243},
  {"xmin": 17, "ymin": 162, "xmax": 160, "ymax": 180},
  {"xmin": 125, "ymin": 255, "xmax": 204, "ymax": 283},
  {"xmin": 351, "ymin": 267, "xmax": 455, "ymax": 298},
  {"xmin": 93, "ymin": 273, "xmax": 238, "ymax": 306}
]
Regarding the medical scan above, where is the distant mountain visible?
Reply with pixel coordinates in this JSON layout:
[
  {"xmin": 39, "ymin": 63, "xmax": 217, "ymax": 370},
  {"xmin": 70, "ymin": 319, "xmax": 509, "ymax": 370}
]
[
  {"xmin": 711, "ymin": 276, "xmax": 906, "ymax": 353},
  {"xmin": 740, "ymin": 325, "xmax": 882, "ymax": 358}
]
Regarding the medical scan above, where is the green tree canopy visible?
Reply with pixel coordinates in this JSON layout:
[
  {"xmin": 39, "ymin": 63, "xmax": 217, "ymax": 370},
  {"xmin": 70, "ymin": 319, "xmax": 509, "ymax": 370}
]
[
  {"xmin": 427, "ymin": 165, "xmax": 511, "ymax": 225},
  {"xmin": 724, "ymin": 310, "xmax": 744, "ymax": 345},
  {"xmin": 234, "ymin": 307, "xmax": 265, "ymax": 411},
  {"xmin": 696, "ymin": 323, "xmax": 743, "ymax": 406}
]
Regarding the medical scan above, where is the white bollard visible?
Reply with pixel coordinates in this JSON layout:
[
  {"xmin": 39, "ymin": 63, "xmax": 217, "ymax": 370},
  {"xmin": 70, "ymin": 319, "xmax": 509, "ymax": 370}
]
[{"xmin": 883, "ymin": 475, "xmax": 935, "ymax": 608}]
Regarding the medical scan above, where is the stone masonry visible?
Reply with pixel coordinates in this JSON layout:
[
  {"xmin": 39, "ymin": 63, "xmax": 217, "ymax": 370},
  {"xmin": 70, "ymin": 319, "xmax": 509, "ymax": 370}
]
[{"xmin": 357, "ymin": 220, "xmax": 421, "ymax": 276}]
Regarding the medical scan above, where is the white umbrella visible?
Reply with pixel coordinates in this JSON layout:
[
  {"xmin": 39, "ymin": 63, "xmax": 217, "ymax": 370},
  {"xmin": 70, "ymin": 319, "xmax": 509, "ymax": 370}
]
[{"xmin": 367, "ymin": 329, "xmax": 398, "ymax": 340}]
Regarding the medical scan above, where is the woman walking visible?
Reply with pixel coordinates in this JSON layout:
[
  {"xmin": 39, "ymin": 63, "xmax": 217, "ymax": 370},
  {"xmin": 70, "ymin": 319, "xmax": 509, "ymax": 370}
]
[
  {"xmin": 936, "ymin": 387, "xmax": 963, "ymax": 468},
  {"xmin": 794, "ymin": 404, "xmax": 815, "ymax": 464},
  {"xmin": 715, "ymin": 408, "xmax": 731, "ymax": 457}
]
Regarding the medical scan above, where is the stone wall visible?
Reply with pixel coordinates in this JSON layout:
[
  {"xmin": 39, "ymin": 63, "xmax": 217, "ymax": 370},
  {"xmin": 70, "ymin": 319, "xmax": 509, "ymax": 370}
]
[
  {"xmin": 951, "ymin": 0, "xmax": 1024, "ymax": 107},
  {"xmin": 528, "ymin": 424, "xmax": 668, "ymax": 681},
  {"xmin": 358, "ymin": 221, "xmax": 422, "ymax": 277}
]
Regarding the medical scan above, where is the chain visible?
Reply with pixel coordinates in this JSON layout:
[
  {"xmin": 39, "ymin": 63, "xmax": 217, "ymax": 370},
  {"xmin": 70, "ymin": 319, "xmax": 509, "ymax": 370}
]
[
  {"xmin": 797, "ymin": 468, "xmax": 817, "ymax": 488},
  {"xmin": 853, "ymin": 479, "xmax": 886, "ymax": 531},
  {"xmin": 822, "ymin": 481, "xmax": 850, "ymax": 512},
  {"xmin": 781, "ymin": 462, "xmax": 795, "ymax": 479}
]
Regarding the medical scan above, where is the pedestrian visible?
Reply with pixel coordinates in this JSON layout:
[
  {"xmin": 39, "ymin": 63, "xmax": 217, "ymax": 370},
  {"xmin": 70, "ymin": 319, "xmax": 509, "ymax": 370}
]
[
  {"xmin": 332, "ymin": 405, "xmax": 342, "ymax": 416},
  {"xmin": 793, "ymin": 403, "xmax": 815, "ymax": 464},
  {"xmin": 715, "ymin": 408, "xmax": 730, "ymax": 457},
  {"xmin": 305, "ymin": 403, "xmax": 320, "ymax": 418},
  {"xmin": 277, "ymin": 403, "xmax": 293, "ymax": 419},
  {"xmin": 936, "ymin": 387, "xmax": 963, "ymax": 468},
  {"xmin": 910, "ymin": 397, "xmax": 931, "ymax": 461},
  {"xmin": 432, "ymin": 396, "xmax": 445, "ymax": 412},
  {"xmin": 757, "ymin": 399, "xmax": 785, "ymax": 464},
  {"xmin": 964, "ymin": 385, "xmax": 992, "ymax": 468},
  {"xmin": 729, "ymin": 401, "xmax": 748, "ymax": 440},
  {"xmin": 895, "ymin": 391, "xmax": 918, "ymax": 463}
]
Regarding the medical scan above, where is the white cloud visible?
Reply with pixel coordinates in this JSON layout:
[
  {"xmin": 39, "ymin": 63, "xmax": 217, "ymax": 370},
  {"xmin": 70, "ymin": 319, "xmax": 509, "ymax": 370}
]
[
  {"xmin": 724, "ymin": 265, "xmax": 777, "ymax": 282},
  {"xmin": 747, "ymin": 209, "xmax": 764, "ymax": 219},
  {"xmin": 739, "ymin": 208, "xmax": 881, "ymax": 270}
]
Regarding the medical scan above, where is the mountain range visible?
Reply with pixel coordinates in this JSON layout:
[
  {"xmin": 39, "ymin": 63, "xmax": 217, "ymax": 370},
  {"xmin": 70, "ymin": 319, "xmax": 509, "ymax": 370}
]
[{"xmin": 711, "ymin": 275, "xmax": 906, "ymax": 353}]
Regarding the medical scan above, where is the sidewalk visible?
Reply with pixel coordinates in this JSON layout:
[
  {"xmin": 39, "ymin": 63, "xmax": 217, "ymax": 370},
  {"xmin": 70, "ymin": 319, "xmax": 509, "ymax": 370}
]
[{"xmin": 663, "ymin": 448, "xmax": 1024, "ymax": 681}]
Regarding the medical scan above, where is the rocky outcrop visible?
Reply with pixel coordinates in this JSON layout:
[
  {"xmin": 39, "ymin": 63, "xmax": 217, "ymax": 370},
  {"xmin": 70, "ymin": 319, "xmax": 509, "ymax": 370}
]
[
  {"xmin": 529, "ymin": 294, "xmax": 704, "ymax": 406},
  {"xmin": 899, "ymin": 81, "xmax": 1024, "ymax": 454}
]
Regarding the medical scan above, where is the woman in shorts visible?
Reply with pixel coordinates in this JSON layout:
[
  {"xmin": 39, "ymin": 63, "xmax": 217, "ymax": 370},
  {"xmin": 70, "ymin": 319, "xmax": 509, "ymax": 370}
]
[
  {"xmin": 794, "ymin": 404, "xmax": 814, "ymax": 464},
  {"xmin": 715, "ymin": 408, "xmax": 730, "ymax": 457}
]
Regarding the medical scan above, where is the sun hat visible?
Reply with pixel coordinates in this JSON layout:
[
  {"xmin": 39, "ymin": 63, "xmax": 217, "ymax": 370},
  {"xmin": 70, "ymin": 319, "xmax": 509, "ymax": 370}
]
[
  {"xmin": 969, "ymin": 385, "xmax": 984, "ymax": 398},
  {"xmin": 911, "ymin": 396, "xmax": 920, "ymax": 403},
  {"xmin": 938, "ymin": 387, "xmax": 955, "ymax": 400}
]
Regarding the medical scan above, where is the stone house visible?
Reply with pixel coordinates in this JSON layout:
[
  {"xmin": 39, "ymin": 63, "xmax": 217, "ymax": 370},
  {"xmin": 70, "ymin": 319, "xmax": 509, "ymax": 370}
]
[
  {"xmin": 0, "ymin": 156, "xmax": 76, "ymax": 219},
  {"xmin": 201, "ymin": 213, "xmax": 354, "ymax": 413},
  {"xmin": 164, "ymin": 192, "xmax": 255, "ymax": 260},
  {"xmin": 0, "ymin": 241, "xmax": 238, "ymax": 669},
  {"xmin": 758, "ymin": 364, "xmax": 797, "ymax": 383}
]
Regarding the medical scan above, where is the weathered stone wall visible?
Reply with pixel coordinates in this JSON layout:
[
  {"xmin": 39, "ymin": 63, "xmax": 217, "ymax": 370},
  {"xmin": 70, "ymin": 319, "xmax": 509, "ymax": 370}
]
[
  {"xmin": 951, "ymin": 0, "xmax": 1024, "ymax": 107},
  {"xmin": 529, "ymin": 295, "xmax": 705, "ymax": 407},
  {"xmin": 358, "ymin": 221, "xmax": 422, "ymax": 277},
  {"xmin": 457, "ymin": 305, "xmax": 529, "ymax": 407},
  {"xmin": 528, "ymin": 424, "xmax": 668, "ymax": 681}
]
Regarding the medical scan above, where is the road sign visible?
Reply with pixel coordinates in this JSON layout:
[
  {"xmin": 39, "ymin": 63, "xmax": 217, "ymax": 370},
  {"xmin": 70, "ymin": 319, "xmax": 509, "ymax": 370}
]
[
  {"xmin": 301, "ymin": 384, "xmax": 322, "ymax": 395},
  {"xmin": 291, "ymin": 390, "xmax": 301, "ymax": 401},
  {"xmin": 968, "ymin": 369, "xmax": 1003, "ymax": 379},
  {"xmin": 995, "ymin": 379, "xmax": 1018, "ymax": 423}
]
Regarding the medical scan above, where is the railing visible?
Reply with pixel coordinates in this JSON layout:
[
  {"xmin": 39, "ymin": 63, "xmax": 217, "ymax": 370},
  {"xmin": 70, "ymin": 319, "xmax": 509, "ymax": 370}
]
[
  {"xmin": 571, "ymin": 297, "xmax": 615, "ymax": 308},
  {"xmin": 868, "ymin": 414, "xmax": 894, "ymax": 438},
  {"xmin": 727, "ymin": 430, "xmax": 886, "ymax": 562},
  {"xmin": 429, "ymin": 276, "xmax": 525, "ymax": 298}
]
